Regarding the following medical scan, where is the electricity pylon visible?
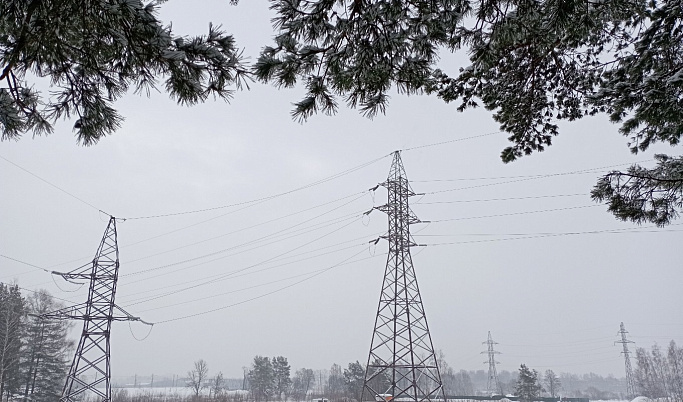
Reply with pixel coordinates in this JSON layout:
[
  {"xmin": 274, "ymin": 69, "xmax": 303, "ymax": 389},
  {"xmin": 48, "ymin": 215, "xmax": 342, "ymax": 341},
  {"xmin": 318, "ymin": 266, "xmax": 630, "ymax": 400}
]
[
  {"xmin": 616, "ymin": 322, "xmax": 636, "ymax": 398},
  {"xmin": 482, "ymin": 331, "xmax": 502, "ymax": 396},
  {"xmin": 40, "ymin": 216, "xmax": 149, "ymax": 402},
  {"xmin": 362, "ymin": 151, "xmax": 445, "ymax": 402}
]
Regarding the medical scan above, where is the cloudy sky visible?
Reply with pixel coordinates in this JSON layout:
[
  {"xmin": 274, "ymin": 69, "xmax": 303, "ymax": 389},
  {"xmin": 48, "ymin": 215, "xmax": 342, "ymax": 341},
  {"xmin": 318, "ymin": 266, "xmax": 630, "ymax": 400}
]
[{"xmin": 1, "ymin": 0, "xmax": 682, "ymax": 382}]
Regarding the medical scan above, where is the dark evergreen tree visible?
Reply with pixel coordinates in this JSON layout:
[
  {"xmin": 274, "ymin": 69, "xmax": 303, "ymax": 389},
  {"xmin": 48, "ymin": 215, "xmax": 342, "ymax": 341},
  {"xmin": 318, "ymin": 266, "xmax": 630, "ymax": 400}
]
[
  {"xmin": 249, "ymin": 356, "xmax": 275, "ymax": 402},
  {"xmin": 272, "ymin": 356, "xmax": 292, "ymax": 401},
  {"xmin": 0, "ymin": 0, "xmax": 247, "ymax": 144},
  {"xmin": 256, "ymin": 0, "xmax": 683, "ymax": 226},
  {"xmin": 343, "ymin": 361, "xmax": 365, "ymax": 401},
  {"xmin": 515, "ymin": 365, "xmax": 543, "ymax": 402}
]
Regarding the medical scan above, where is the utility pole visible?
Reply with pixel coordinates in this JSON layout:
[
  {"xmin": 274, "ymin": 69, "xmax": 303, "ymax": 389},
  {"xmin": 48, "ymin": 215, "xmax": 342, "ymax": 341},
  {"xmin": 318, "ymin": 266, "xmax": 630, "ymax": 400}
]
[
  {"xmin": 616, "ymin": 322, "xmax": 636, "ymax": 398},
  {"xmin": 482, "ymin": 331, "xmax": 502, "ymax": 396},
  {"xmin": 40, "ymin": 216, "xmax": 150, "ymax": 402},
  {"xmin": 362, "ymin": 151, "xmax": 445, "ymax": 402}
]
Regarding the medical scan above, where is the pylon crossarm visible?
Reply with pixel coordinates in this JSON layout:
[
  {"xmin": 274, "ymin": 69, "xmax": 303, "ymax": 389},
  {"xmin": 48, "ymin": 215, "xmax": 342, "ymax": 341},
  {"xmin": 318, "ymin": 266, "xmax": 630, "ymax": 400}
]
[
  {"xmin": 114, "ymin": 304, "xmax": 154, "ymax": 325},
  {"xmin": 39, "ymin": 303, "xmax": 88, "ymax": 320}
]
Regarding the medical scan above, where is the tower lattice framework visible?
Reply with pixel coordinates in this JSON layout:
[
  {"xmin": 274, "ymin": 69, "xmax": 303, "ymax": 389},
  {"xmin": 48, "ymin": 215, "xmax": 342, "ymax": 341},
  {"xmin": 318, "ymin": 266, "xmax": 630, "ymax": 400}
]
[
  {"xmin": 41, "ymin": 216, "xmax": 146, "ymax": 402},
  {"xmin": 616, "ymin": 322, "xmax": 636, "ymax": 398},
  {"xmin": 482, "ymin": 331, "xmax": 502, "ymax": 395},
  {"xmin": 362, "ymin": 151, "xmax": 445, "ymax": 402}
]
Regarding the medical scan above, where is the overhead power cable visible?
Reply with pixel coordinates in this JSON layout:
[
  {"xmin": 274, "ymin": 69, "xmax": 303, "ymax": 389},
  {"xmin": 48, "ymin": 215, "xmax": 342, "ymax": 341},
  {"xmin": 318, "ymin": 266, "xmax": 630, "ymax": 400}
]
[
  {"xmin": 120, "ymin": 192, "xmax": 368, "ymax": 274},
  {"xmin": 422, "ymin": 227, "xmax": 681, "ymax": 247},
  {"xmin": 414, "ymin": 193, "xmax": 586, "ymax": 204},
  {"xmin": 120, "ymin": 154, "xmax": 390, "ymax": 220},
  {"xmin": 422, "ymin": 159, "xmax": 654, "ymax": 194},
  {"xmin": 0, "ymin": 254, "xmax": 51, "ymax": 274},
  {"xmin": 152, "ymin": 245, "xmax": 372, "ymax": 324},
  {"xmin": 429, "ymin": 204, "xmax": 601, "ymax": 222},
  {"xmin": 414, "ymin": 223, "xmax": 683, "ymax": 238},
  {"xmin": 0, "ymin": 283, "xmax": 81, "ymax": 306},
  {"xmin": 119, "ymin": 237, "xmax": 382, "ymax": 304},
  {"xmin": 122, "ymin": 191, "xmax": 369, "ymax": 265},
  {"xmin": 0, "ymin": 154, "xmax": 109, "ymax": 215},
  {"xmin": 401, "ymin": 131, "xmax": 502, "ymax": 151},
  {"xmin": 121, "ymin": 215, "xmax": 365, "ymax": 305},
  {"xmin": 134, "ymin": 251, "xmax": 387, "ymax": 314}
]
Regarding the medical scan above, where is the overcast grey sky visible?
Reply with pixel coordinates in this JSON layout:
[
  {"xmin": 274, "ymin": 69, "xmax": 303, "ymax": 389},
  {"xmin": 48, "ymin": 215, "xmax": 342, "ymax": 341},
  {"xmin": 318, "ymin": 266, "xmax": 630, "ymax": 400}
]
[{"xmin": 1, "ymin": 0, "xmax": 682, "ymax": 381}]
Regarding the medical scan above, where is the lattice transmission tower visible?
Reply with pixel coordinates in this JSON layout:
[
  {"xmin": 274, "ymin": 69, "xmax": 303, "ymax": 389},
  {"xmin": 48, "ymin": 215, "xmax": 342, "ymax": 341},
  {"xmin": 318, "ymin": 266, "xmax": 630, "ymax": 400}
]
[
  {"xmin": 616, "ymin": 322, "xmax": 636, "ymax": 398},
  {"xmin": 482, "ymin": 331, "xmax": 502, "ymax": 396},
  {"xmin": 40, "ymin": 216, "xmax": 149, "ymax": 402},
  {"xmin": 362, "ymin": 151, "xmax": 445, "ymax": 402}
]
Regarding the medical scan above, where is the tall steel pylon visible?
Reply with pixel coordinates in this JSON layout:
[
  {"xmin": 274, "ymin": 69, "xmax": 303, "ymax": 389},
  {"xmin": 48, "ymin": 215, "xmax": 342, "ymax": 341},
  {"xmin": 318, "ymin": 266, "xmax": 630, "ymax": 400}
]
[
  {"xmin": 616, "ymin": 322, "xmax": 636, "ymax": 398},
  {"xmin": 40, "ymin": 216, "xmax": 149, "ymax": 402},
  {"xmin": 362, "ymin": 151, "xmax": 445, "ymax": 402},
  {"xmin": 482, "ymin": 331, "xmax": 502, "ymax": 396}
]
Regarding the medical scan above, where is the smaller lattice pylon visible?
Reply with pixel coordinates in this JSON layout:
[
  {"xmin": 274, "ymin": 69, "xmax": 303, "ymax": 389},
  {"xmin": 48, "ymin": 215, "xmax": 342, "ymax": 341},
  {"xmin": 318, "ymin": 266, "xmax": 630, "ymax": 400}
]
[
  {"xmin": 615, "ymin": 322, "xmax": 636, "ymax": 398},
  {"xmin": 482, "ymin": 331, "xmax": 502, "ymax": 396},
  {"xmin": 39, "ymin": 216, "xmax": 150, "ymax": 402}
]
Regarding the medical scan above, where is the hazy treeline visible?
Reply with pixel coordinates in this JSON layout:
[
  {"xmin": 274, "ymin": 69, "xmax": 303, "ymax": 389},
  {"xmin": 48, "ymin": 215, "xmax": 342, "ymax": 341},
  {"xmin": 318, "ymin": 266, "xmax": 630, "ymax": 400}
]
[
  {"xmin": 108, "ymin": 354, "xmax": 635, "ymax": 402},
  {"xmin": 0, "ymin": 283, "xmax": 72, "ymax": 402}
]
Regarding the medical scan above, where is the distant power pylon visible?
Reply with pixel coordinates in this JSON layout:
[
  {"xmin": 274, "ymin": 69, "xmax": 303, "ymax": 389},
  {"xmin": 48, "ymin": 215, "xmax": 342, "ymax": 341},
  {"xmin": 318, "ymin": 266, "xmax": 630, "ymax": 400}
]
[
  {"xmin": 482, "ymin": 331, "xmax": 502, "ymax": 395},
  {"xmin": 362, "ymin": 151, "xmax": 445, "ymax": 402},
  {"xmin": 40, "ymin": 216, "xmax": 149, "ymax": 402},
  {"xmin": 616, "ymin": 322, "xmax": 636, "ymax": 398}
]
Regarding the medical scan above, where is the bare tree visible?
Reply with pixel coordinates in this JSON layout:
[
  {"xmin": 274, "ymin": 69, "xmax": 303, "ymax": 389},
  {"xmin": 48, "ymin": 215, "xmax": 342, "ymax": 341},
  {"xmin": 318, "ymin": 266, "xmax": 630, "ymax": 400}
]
[
  {"xmin": 0, "ymin": 284, "xmax": 24, "ymax": 401},
  {"xmin": 544, "ymin": 370, "xmax": 561, "ymax": 398},
  {"xmin": 187, "ymin": 359, "xmax": 209, "ymax": 399}
]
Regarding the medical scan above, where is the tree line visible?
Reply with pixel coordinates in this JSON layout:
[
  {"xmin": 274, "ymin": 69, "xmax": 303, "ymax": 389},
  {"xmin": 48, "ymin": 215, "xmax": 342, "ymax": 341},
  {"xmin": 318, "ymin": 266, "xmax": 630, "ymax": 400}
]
[
  {"xmin": 633, "ymin": 341, "xmax": 683, "ymax": 402},
  {"xmin": 0, "ymin": 283, "xmax": 72, "ymax": 402}
]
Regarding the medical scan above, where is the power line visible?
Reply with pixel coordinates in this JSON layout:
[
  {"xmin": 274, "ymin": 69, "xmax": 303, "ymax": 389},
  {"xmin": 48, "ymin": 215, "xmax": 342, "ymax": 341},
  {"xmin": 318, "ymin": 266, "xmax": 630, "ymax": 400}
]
[
  {"xmin": 120, "ymin": 215, "xmax": 366, "ymax": 306},
  {"xmin": 119, "ymin": 237, "xmax": 379, "ymax": 304},
  {"xmin": 414, "ymin": 223, "xmax": 683, "ymax": 237},
  {"xmin": 429, "ymin": 204, "xmax": 601, "ymax": 222},
  {"xmin": 414, "ymin": 193, "xmax": 587, "ymax": 204},
  {"xmin": 0, "ymin": 283, "xmax": 80, "ymax": 306},
  {"xmin": 0, "ymin": 154, "xmax": 109, "ymax": 215},
  {"xmin": 134, "ymin": 251, "xmax": 387, "ymax": 314},
  {"xmin": 422, "ymin": 227, "xmax": 681, "ymax": 247},
  {"xmin": 120, "ymin": 193, "xmax": 369, "ymax": 275},
  {"xmin": 0, "ymin": 254, "xmax": 51, "ymax": 274},
  {"xmin": 422, "ymin": 159, "xmax": 654, "ymax": 195},
  {"xmin": 120, "ymin": 154, "xmax": 390, "ymax": 220},
  {"xmin": 152, "ymin": 245, "xmax": 371, "ymax": 324},
  {"xmin": 402, "ymin": 131, "xmax": 503, "ymax": 151},
  {"xmin": 121, "ymin": 191, "xmax": 369, "ymax": 265},
  {"xmin": 120, "ymin": 211, "xmax": 364, "ymax": 281}
]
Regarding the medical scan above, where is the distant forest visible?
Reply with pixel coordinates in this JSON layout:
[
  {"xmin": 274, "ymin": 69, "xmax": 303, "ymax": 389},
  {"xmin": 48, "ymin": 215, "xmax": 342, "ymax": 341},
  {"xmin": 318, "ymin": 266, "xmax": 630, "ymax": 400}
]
[
  {"xmin": 3, "ymin": 284, "xmax": 681, "ymax": 402},
  {"xmin": 111, "ymin": 363, "xmax": 629, "ymax": 400}
]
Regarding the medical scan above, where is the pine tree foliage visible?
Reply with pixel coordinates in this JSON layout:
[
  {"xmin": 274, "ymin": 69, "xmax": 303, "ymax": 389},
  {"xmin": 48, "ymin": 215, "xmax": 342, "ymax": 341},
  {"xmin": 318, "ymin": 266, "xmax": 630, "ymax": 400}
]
[
  {"xmin": 592, "ymin": 154, "xmax": 683, "ymax": 227},
  {"xmin": 0, "ymin": 0, "xmax": 248, "ymax": 144},
  {"xmin": 343, "ymin": 361, "xmax": 364, "ymax": 400},
  {"xmin": 515, "ymin": 364, "xmax": 543, "ymax": 402},
  {"xmin": 249, "ymin": 356, "xmax": 275, "ymax": 402},
  {"xmin": 272, "ymin": 356, "xmax": 292, "ymax": 400},
  {"xmin": 257, "ymin": 0, "xmax": 680, "ymax": 159},
  {"xmin": 257, "ymin": 0, "xmax": 683, "ymax": 225}
]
